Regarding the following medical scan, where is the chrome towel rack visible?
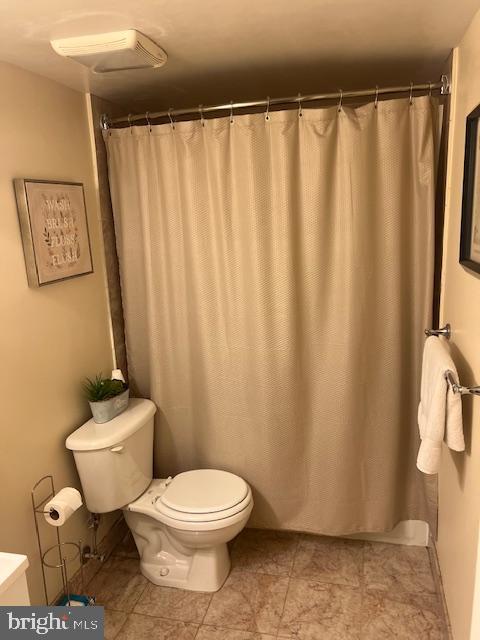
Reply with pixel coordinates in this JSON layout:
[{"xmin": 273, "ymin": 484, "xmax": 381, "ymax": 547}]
[
  {"xmin": 425, "ymin": 324, "xmax": 451, "ymax": 339},
  {"xmin": 445, "ymin": 371, "xmax": 480, "ymax": 396},
  {"xmin": 425, "ymin": 324, "xmax": 480, "ymax": 395}
]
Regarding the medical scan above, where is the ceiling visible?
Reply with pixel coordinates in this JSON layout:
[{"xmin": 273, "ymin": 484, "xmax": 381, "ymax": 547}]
[{"xmin": 0, "ymin": 0, "xmax": 478, "ymax": 114}]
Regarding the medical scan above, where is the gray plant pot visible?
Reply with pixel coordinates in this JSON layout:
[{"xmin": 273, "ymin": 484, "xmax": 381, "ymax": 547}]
[{"xmin": 89, "ymin": 389, "xmax": 129, "ymax": 424}]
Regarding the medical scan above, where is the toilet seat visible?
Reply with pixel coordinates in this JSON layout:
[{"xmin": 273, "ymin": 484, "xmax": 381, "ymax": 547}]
[
  {"xmin": 153, "ymin": 489, "xmax": 253, "ymax": 530},
  {"xmin": 155, "ymin": 488, "xmax": 252, "ymax": 523},
  {"xmin": 160, "ymin": 469, "xmax": 249, "ymax": 514},
  {"xmin": 126, "ymin": 474, "xmax": 253, "ymax": 532}
]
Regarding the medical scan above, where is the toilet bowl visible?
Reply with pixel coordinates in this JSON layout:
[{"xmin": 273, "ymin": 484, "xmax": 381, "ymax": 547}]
[
  {"xmin": 124, "ymin": 471, "xmax": 253, "ymax": 591},
  {"xmin": 65, "ymin": 399, "xmax": 253, "ymax": 592}
]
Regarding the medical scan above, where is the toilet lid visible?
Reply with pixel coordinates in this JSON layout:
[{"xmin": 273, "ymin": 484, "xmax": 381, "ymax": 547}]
[{"xmin": 160, "ymin": 469, "xmax": 248, "ymax": 514}]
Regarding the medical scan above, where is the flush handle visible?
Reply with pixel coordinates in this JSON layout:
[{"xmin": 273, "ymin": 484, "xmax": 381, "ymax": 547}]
[{"xmin": 110, "ymin": 445, "xmax": 124, "ymax": 453}]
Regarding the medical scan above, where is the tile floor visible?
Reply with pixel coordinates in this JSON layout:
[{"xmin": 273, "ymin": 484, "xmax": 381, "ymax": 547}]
[{"xmin": 89, "ymin": 527, "xmax": 450, "ymax": 639}]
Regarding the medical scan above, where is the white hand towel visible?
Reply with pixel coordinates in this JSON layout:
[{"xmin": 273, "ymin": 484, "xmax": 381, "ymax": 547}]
[{"xmin": 417, "ymin": 336, "xmax": 465, "ymax": 475}]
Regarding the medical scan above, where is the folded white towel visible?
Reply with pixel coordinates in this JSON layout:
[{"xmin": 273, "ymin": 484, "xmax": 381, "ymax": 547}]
[{"xmin": 417, "ymin": 336, "xmax": 465, "ymax": 474}]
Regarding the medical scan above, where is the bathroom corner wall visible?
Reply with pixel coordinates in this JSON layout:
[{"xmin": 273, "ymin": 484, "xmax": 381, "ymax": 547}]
[
  {"xmin": 438, "ymin": 8, "xmax": 480, "ymax": 640},
  {"xmin": 0, "ymin": 61, "xmax": 117, "ymax": 604}
]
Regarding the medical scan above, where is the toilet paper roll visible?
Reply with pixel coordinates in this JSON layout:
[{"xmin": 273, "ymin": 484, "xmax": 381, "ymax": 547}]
[{"xmin": 44, "ymin": 488, "xmax": 83, "ymax": 527}]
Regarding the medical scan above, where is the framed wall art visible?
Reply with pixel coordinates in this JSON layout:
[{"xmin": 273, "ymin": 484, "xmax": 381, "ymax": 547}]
[
  {"xmin": 14, "ymin": 179, "xmax": 93, "ymax": 287},
  {"xmin": 460, "ymin": 103, "xmax": 480, "ymax": 274}
]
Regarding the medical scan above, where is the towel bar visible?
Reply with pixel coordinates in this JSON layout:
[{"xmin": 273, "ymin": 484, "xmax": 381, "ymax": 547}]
[
  {"xmin": 425, "ymin": 324, "xmax": 451, "ymax": 339},
  {"xmin": 445, "ymin": 371, "xmax": 480, "ymax": 396}
]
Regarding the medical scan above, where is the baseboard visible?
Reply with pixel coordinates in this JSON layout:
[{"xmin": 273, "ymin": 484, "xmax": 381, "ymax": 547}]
[
  {"xmin": 428, "ymin": 539, "xmax": 454, "ymax": 638},
  {"xmin": 343, "ymin": 520, "xmax": 430, "ymax": 547}
]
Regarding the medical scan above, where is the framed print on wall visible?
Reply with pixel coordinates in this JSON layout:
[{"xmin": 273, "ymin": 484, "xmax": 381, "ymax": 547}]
[
  {"xmin": 14, "ymin": 179, "xmax": 93, "ymax": 287},
  {"xmin": 460, "ymin": 104, "xmax": 480, "ymax": 274}
]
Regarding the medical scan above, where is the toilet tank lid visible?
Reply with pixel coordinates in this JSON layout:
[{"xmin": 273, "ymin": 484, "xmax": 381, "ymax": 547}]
[{"xmin": 65, "ymin": 398, "xmax": 156, "ymax": 451}]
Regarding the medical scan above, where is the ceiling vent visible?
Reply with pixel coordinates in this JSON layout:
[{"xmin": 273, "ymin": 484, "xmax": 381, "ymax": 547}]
[{"xmin": 51, "ymin": 29, "xmax": 167, "ymax": 73}]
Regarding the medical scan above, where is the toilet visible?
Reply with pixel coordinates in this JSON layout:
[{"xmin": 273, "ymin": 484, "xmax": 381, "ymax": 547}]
[{"xmin": 65, "ymin": 399, "xmax": 253, "ymax": 592}]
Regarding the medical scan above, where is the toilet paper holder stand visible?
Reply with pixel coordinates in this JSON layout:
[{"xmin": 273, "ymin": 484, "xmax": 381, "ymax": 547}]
[{"xmin": 31, "ymin": 474, "xmax": 86, "ymax": 606}]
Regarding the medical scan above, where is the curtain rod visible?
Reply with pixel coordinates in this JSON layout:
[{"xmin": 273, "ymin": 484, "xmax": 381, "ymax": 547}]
[{"xmin": 101, "ymin": 74, "xmax": 450, "ymax": 129}]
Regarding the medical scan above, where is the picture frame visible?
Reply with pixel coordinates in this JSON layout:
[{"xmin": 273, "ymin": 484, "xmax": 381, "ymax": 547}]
[
  {"xmin": 460, "ymin": 104, "xmax": 480, "ymax": 274},
  {"xmin": 14, "ymin": 179, "xmax": 94, "ymax": 287}
]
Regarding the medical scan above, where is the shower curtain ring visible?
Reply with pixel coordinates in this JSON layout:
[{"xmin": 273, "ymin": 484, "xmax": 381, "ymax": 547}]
[
  {"xmin": 337, "ymin": 89, "xmax": 343, "ymax": 113},
  {"xmin": 229, "ymin": 101, "xmax": 234, "ymax": 124},
  {"xmin": 145, "ymin": 111, "xmax": 152, "ymax": 133},
  {"xmin": 128, "ymin": 113, "xmax": 133, "ymax": 134},
  {"xmin": 297, "ymin": 93, "xmax": 303, "ymax": 118},
  {"xmin": 374, "ymin": 85, "xmax": 379, "ymax": 109},
  {"xmin": 428, "ymin": 82, "xmax": 433, "ymax": 97},
  {"xmin": 199, "ymin": 105, "xmax": 205, "ymax": 127},
  {"xmin": 168, "ymin": 108, "xmax": 175, "ymax": 130},
  {"xmin": 409, "ymin": 82, "xmax": 414, "ymax": 106},
  {"xmin": 265, "ymin": 96, "xmax": 270, "ymax": 121}
]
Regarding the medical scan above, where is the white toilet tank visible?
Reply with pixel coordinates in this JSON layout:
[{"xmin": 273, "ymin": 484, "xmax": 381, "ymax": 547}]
[{"xmin": 66, "ymin": 398, "xmax": 156, "ymax": 513}]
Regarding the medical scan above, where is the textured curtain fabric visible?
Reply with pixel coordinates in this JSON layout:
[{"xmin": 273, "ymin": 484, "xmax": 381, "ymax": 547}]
[{"xmin": 104, "ymin": 96, "xmax": 439, "ymax": 535}]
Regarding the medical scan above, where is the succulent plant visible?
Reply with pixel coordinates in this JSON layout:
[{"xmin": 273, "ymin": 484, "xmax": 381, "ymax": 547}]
[{"xmin": 83, "ymin": 374, "xmax": 128, "ymax": 402}]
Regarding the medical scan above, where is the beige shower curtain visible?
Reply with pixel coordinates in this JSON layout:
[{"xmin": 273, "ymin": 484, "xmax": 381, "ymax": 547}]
[{"xmin": 105, "ymin": 96, "xmax": 439, "ymax": 535}]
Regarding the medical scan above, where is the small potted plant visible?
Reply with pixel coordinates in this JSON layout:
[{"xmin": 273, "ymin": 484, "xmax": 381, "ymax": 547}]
[{"xmin": 83, "ymin": 372, "xmax": 129, "ymax": 424}]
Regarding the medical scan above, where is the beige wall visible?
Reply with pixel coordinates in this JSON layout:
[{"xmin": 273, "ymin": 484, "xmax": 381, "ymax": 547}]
[
  {"xmin": 438, "ymin": 9, "xmax": 480, "ymax": 640},
  {"xmin": 0, "ymin": 61, "xmax": 116, "ymax": 604}
]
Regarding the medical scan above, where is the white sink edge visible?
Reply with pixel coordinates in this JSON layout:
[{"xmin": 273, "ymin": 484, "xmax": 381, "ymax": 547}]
[{"xmin": 0, "ymin": 553, "xmax": 29, "ymax": 596}]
